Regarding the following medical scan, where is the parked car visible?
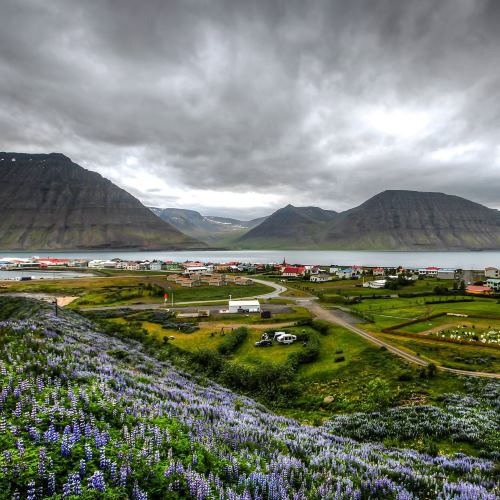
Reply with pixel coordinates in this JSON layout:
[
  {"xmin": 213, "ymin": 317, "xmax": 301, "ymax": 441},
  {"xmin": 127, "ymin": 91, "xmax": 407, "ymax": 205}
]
[
  {"xmin": 276, "ymin": 334, "xmax": 297, "ymax": 345},
  {"xmin": 255, "ymin": 339, "xmax": 273, "ymax": 347}
]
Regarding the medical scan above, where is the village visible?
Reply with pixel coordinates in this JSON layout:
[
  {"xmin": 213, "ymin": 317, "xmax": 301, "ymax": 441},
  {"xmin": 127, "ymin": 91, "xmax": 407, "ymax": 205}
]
[{"xmin": 1, "ymin": 255, "xmax": 499, "ymax": 294}]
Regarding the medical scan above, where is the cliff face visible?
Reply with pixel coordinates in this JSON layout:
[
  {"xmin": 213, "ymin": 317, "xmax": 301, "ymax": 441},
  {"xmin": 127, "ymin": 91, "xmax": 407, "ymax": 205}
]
[
  {"xmin": 236, "ymin": 191, "xmax": 500, "ymax": 250},
  {"xmin": 0, "ymin": 152, "xmax": 205, "ymax": 250}
]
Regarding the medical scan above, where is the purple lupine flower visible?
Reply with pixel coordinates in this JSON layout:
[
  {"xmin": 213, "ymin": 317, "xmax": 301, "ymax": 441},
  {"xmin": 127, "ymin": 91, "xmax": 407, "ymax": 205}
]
[
  {"xmin": 79, "ymin": 458, "xmax": 86, "ymax": 478},
  {"xmin": 26, "ymin": 481, "xmax": 36, "ymax": 500},
  {"xmin": 47, "ymin": 473, "xmax": 56, "ymax": 496},
  {"xmin": 87, "ymin": 471, "xmax": 106, "ymax": 492}
]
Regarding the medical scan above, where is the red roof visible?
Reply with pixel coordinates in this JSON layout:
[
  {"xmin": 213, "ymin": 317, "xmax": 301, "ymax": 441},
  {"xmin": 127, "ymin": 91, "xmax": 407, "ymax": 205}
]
[
  {"xmin": 466, "ymin": 285, "xmax": 492, "ymax": 293},
  {"xmin": 283, "ymin": 266, "xmax": 305, "ymax": 274},
  {"xmin": 426, "ymin": 267, "xmax": 440, "ymax": 270},
  {"xmin": 37, "ymin": 258, "xmax": 70, "ymax": 263}
]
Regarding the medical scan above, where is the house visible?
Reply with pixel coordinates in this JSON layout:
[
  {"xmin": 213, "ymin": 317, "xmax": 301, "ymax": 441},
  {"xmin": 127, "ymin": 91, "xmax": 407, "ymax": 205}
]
[
  {"xmin": 337, "ymin": 268, "xmax": 355, "ymax": 279},
  {"xmin": 437, "ymin": 268, "xmax": 458, "ymax": 280},
  {"xmin": 282, "ymin": 266, "xmax": 306, "ymax": 278},
  {"xmin": 180, "ymin": 279, "xmax": 202, "ymax": 288},
  {"xmin": 304, "ymin": 265, "xmax": 319, "ymax": 275},
  {"xmin": 68, "ymin": 260, "xmax": 88, "ymax": 268},
  {"xmin": 485, "ymin": 267, "xmax": 500, "ymax": 278},
  {"xmin": 310, "ymin": 274, "xmax": 332, "ymax": 282},
  {"xmin": 163, "ymin": 261, "xmax": 182, "ymax": 271},
  {"xmin": 351, "ymin": 266, "xmax": 365, "ymax": 276},
  {"xmin": 372, "ymin": 267, "xmax": 385, "ymax": 277},
  {"xmin": 149, "ymin": 261, "xmax": 162, "ymax": 271},
  {"xmin": 228, "ymin": 299, "xmax": 261, "ymax": 313},
  {"xmin": 125, "ymin": 262, "xmax": 140, "ymax": 271},
  {"xmin": 486, "ymin": 278, "xmax": 500, "ymax": 292},
  {"xmin": 234, "ymin": 277, "xmax": 253, "ymax": 285},
  {"xmin": 38, "ymin": 258, "xmax": 70, "ymax": 267},
  {"xmin": 329, "ymin": 266, "xmax": 340, "ymax": 275},
  {"xmin": 418, "ymin": 267, "xmax": 439, "ymax": 277},
  {"xmin": 206, "ymin": 278, "xmax": 227, "ymax": 286},
  {"xmin": 466, "ymin": 285, "xmax": 492, "ymax": 295},
  {"xmin": 88, "ymin": 260, "xmax": 117, "ymax": 269},
  {"xmin": 184, "ymin": 265, "xmax": 209, "ymax": 274}
]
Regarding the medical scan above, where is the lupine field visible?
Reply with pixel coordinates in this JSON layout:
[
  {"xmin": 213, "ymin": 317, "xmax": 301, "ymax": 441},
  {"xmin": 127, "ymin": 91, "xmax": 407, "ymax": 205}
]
[{"xmin": 0, "ymin": 299, "xmax": 499, "ymax": 499}]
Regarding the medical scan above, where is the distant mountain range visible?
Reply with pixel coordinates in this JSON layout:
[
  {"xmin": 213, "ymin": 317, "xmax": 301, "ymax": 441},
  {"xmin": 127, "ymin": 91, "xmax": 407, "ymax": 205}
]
[
  {"xmin": 1, "ymin": 152, "xmax": 499, "ymax": 251},
  {"xmin": 150, "ymin": 207, "xmax": 266, "ymax": 245},
  {"xmin": 0, "ymin": 152, "xmax": 205, "ymax": 250},
  {"xmin": 236, "ymin": 190, "xmax": 500, "ymax": 250}
]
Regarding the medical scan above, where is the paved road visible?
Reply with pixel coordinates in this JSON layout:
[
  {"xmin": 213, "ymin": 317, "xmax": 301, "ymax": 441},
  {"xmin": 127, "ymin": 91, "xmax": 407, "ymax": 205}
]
[
  {"xmin": 79, "ymin": 278, "xmax": 287, "ymax": 311},
  {"xmin": 294, "ymin": 298, "xmax": 500, "ymax": 380}
]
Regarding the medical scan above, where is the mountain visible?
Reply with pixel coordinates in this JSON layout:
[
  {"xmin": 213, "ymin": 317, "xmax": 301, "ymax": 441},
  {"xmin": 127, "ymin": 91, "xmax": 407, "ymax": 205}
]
[
  {"xmin": 237, "ymin": 191, "xmax": 500, "ymax": 250},
  {"xmin": 236, "ymin": 205, "xmax": 338, "ymax": 248},
  {"xmin": 152, "ymin": 207, "xmax": 266, "ymax": 244},
  {"xmin": 0, "ymin": 152, "xmax": 205, "ymax": 250}
]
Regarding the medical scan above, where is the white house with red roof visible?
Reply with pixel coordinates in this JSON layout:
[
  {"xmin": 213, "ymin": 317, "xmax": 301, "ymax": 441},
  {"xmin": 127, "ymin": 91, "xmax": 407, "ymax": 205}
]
[
  {"xmin": 282, "ymin": 266, "xmax": 306, "ymax": 278},
  {"xmin": 418, "ymin": 267, "xmax": 439, "ymax": 277}
]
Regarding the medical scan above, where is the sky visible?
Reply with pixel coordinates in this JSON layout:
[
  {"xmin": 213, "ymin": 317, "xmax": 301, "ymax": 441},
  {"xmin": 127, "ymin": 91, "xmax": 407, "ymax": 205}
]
[{"xmin": 1, "ymin": 0, "xmax": 499, "ymax": 219}]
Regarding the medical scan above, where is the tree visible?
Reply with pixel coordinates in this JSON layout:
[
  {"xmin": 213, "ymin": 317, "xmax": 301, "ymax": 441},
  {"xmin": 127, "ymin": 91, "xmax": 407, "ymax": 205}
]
[{"xmin": 365, "ymin": 377, "xmax": 392, "ymax": 409}]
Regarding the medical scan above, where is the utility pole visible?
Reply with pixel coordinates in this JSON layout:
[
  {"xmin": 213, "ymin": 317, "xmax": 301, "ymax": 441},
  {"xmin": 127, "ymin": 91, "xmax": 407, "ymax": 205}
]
[{"xmin": 53, "ymin": 298, "xmax": 58, "ymax": 317}]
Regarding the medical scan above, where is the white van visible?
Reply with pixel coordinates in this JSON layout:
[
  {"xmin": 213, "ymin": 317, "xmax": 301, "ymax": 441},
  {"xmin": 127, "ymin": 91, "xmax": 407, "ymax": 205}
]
[
  {"xmin": 276, "ymin": 334, "xmax": 297, "ymax": 344},
  {"xmin": 273, "ymin": 331, "xmax": 287, "ymax": 341}
]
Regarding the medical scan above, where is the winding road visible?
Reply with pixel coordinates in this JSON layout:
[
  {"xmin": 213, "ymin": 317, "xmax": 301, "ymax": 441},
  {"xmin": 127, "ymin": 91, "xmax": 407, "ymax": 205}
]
[
  {"xmin": 37, "ymin": 274, "xmax": 498, "ymax": 379},
  {"xmin": 293, "ymin": 297, "xmax": 500, "ymax": 379}
]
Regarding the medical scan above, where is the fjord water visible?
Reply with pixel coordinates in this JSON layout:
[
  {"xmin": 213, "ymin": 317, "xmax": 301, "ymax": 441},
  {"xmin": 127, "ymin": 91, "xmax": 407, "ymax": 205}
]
[{"xmin": 1, "ymin": 250, "xmax": 499, "ymax": 268}]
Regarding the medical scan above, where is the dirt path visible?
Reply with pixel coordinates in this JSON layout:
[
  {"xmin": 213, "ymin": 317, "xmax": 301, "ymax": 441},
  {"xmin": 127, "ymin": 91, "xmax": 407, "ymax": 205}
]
[{"xmin": 2, "ymin": 292, "xmax": 78, "ymax": 306}]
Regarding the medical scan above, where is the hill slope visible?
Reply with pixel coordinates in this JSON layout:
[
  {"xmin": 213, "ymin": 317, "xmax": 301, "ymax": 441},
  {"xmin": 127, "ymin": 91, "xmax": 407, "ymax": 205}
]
[
  {"xmin": 237, "ymin": 191, "xmax": 500, "ymax": 250},
  {"xmin": 237, "ymin": 205, "xmax": 338, "ymax": 248},
  {"xmin": 0, "ymin": 296, "xmax": 496, "ymax": 498},
  {"xmin": 153, "ymin": 207, "xmax": 266, "ymax": 244},
  {"xmin": 0, "ymin": 152, "xmax": 204, "ymax": 250}
]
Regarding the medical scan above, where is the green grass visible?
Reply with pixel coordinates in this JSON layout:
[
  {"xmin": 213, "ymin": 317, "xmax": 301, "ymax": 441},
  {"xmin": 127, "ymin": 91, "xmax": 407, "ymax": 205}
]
[
  {"xmin": 0, "ymin": 275, "xmax": 274, "ymax": 308},
  {"xmin": 232, "ymin": 327, "xmax": 307, "ymax": 366},
  {"xmin": 97, "ymin": 311, "xmax": 484, "ymax": 455},
  {"xmin": 376, "ymin": 331, "xmax": 500, "ymax": 372}
]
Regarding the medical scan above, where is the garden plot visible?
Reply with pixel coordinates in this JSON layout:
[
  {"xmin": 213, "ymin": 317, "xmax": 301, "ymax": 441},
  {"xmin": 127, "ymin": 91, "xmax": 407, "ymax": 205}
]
[{"xmin": 429, "ymin": 321, "xmax": 500, "ymax": 345}]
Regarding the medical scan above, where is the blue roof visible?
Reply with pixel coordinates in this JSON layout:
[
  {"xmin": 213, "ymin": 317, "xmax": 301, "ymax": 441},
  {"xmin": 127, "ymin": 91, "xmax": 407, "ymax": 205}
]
[{"xmin": 341, "ymin": 268, "xmax": 353, "ymax": 272}]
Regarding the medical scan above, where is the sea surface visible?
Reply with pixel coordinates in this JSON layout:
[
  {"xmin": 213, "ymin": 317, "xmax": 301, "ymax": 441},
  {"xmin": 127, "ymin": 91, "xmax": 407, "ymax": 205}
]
[{"xmin": 1, "ymin": 250, "xmax": 499, "ymax": 269}]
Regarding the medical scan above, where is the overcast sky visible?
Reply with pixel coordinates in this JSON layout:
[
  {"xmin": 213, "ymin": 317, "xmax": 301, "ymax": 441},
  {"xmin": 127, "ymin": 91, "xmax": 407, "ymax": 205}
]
[{"xmin": 1, "ymin": 0, "xmax": 499, "ymax": 218}]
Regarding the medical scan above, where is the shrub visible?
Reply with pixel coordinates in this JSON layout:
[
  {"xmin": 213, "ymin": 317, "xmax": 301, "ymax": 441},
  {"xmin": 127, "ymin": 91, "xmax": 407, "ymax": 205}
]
[
  {"xmin": 311, "ymin": 320, "xmax": 331, "ymax": 335},
  {"xmin": 217, "ymin": 327, "xmax": 248, "ymax": 355}
]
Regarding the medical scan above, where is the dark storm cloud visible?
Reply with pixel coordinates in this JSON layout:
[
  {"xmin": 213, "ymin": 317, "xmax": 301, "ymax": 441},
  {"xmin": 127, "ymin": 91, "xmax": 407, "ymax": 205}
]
[{"xmin": 1, "ymin": 0, "xmax": 499, "ymax": 217}]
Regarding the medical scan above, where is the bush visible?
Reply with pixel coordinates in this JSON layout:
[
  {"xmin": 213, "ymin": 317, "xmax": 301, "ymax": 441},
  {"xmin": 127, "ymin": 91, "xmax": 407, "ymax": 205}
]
[
  {"xmin": 217, "ymin": 327, "xmax": 248, "ymax": 355},
  {"xmin": 289, "ymin": 335, "xmax": 320, "ymax": 365},
  {"xmin": 192, "ymin": 348, "xmax": 224, "ymax": 374},
  {"xmin": 311, "ymin": 320, "xmax": 331, "ymax": 335}
]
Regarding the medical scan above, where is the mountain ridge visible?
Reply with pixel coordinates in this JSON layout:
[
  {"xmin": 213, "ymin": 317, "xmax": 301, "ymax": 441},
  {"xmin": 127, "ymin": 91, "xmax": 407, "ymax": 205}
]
[
  {"xmin": 0, "ymin": 152, "xmax": 205, "ymax": 250},
  {"xmin": 236, "ymin": 190, "xmax": 500, "ymax": 250}
]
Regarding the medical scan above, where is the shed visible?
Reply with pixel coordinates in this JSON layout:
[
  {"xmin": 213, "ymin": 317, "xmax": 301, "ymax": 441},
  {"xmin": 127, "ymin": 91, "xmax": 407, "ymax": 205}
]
[{"xmin": 228, "ymin": 299, "xmax": 261, "ymax": 313}]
